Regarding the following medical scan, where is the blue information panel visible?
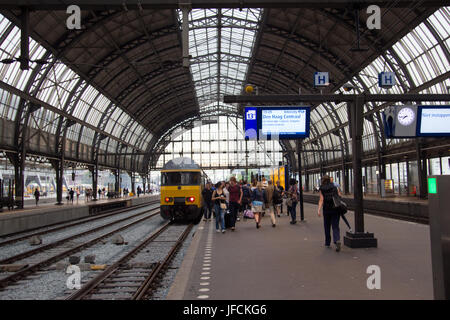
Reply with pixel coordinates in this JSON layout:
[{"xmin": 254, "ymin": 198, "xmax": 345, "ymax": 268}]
[
  {"xmin": 417, "ymin": 105, "xmax": 450, "ymax": 137},
  {"xmin": 244, "ymin": 106, "xmax": 310, "ymax": 140}
]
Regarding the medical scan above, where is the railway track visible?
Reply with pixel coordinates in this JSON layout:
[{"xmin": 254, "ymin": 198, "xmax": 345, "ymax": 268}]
[
  {"xmin": 0, "ymin": 208, "xmax": 161, "ymax": 291},
  {"xmin": 0, "ymin": 200, "xmax": 159, "ymax": 247},
  {"xmin": 65, "ymin": 223, "xmax": 193, "ymax": 300}
]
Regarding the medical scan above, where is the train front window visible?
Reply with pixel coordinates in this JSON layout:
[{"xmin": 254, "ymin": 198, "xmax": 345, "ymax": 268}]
[{"xmin": 161, "ymin": 172, "xmax": 201, "ymax": 186}]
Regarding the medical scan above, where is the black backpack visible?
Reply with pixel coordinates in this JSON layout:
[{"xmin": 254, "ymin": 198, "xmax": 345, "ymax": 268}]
[
  {"xmin": 242, "ymin": 186, "xmax": 251, "ymax": 200},
  {"xmin": 273, "ymin": 187, "xmax": 281, "ymax": 203}
]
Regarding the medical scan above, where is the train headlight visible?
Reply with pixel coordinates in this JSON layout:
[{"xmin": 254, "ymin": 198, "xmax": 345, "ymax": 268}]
[
  {"xmin": 186, "ymin": 196, "xmax": 195, "ymax": 203},
  {"xmin": 164, "ymin": 197, "xmax": 173, "ymax": 203}
]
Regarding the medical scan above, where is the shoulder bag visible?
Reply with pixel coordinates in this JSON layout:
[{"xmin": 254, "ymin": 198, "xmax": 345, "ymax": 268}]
[{"xmin": 332, "ymin": 187, "xmax": 347, "ymax": 214}]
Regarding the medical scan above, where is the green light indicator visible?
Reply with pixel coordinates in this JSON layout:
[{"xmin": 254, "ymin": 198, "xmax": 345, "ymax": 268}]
[{"xmin": 428, "ymin": 178, "xmax": 437, "ymax": 194}]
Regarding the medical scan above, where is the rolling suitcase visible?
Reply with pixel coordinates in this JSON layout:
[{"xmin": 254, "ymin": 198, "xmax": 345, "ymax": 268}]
[{"xmin": 224, "ymin": 210, "xmax": 232, "ymax": 228}]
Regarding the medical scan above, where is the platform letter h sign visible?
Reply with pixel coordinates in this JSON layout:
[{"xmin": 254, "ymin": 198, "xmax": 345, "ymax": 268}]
[
  {"xmin": 366, "ymin": 265, "xmax": 381, "ymax": 290},
  {"xmin": 314, "ymin": 72, "xmax": 329, "ymax": 87}
]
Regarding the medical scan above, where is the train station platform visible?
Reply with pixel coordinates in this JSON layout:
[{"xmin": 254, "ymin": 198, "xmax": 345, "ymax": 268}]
[
  {"xmin": 0, "ymin": 194, "xmax": 158, "ymax": 237},
  {"xmin": 167, "ymin": 202, "xmax": 433, "ymax": 300}
]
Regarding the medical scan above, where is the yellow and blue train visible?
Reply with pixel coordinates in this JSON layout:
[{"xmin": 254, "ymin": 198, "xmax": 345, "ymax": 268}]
[{"xmin": 160, "ymin": 157, "xmax": 206, "ymax": 223}]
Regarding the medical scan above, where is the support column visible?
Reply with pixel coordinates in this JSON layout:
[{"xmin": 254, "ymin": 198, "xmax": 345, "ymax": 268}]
[
  {"xmin": 114, "ymin": 169, "xmax": 120, "ymax": 194},
  {"xmin": 297, "ymin": 140, "xmax": 304, "ymax": 221},
  {"xmin": 0, "ymin": 178, "xmax": 3, "ymax": 212},
  {"xmin": 141, "ymin": 174, "xmax": 146, "ymax": 195},
  {"xmin": 416, "ymin": 140, "xmax": 428, "ymax": 199},
  {"xmin": 51, "ymin": 159, "xmax": 64, "ymax": 205},
  {"xmin": 344, "ymin": 96, "xmax": 377, "ymax": 248},
  {"xmin": 6, "ymin": 152, "xmax": 24, "ymax": 209},
  {"xmin": 378, "ymin": 150, "xmax": 386, "ymax": 196},
  {"xmin": 305, "ymin": 173, "xmax": 310, "ymax": 192},
  {"xmin": 342, "ymin": 156, "xmax": 349, "ymax": 195},
  {"xmin": 91, "ymin": 160, "xmax": 98, "ymax": 201},
  {"xmin": 130, "ymin": 172, "xmax": 136, "ymax": 195}
]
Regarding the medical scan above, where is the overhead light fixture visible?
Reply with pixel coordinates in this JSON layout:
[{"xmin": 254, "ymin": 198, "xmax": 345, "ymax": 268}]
[
  {"xmin": 0, "ymin": 57, "xmax": 50, "ymax": 65},
  {"xmin": 1, "ymin": 58, "xmax": 15, "ymax": 64}
]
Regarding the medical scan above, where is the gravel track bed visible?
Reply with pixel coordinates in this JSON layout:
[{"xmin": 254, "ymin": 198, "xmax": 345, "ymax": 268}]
[
  {"xmin": 150, "ymin": 224, "xmax": 198, "ymax": 300},
  {"xmin": 9, "ymin": 212, "xmax": 159, "ymax": 266},
  {"xmin": 0, "ymin": 205, "xmax": 158, "ymax": 261},
  {"xmin": 69, "ymin": 224, "xmax": 190, "ymax": 300},
  {"xmin": 0, "ymin": 216, "xmax": 167, "ymax": 300}
]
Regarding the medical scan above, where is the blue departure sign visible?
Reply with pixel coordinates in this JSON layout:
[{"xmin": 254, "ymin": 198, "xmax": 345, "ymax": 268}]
[{"xmin": 244, "ymin": 106, "xmax": 310, "ymax": 140}]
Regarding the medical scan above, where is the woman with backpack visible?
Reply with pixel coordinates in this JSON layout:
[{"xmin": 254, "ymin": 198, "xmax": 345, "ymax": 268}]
[
  {"xmin": 318, "ymin": 175, "xmax": 342, "ymax": 252},
  {"xmin": 251, "ymin": 182, "xmax": 266, "ymax": 229}
]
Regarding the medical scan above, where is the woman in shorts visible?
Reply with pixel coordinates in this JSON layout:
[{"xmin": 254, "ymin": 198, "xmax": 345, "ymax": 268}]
[{"xmin": 251, "ymin": 182, "xmax": 266, "ymax": 229}]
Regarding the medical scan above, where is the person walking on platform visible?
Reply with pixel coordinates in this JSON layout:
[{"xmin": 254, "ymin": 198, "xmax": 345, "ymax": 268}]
[
  {"xmin": 212, "ymin": 182, "xmax": 227, "ymax": 233},
  {"xmin": 275, "ymin": 181, "xmax": 284, "ymax": 217},
  {"xmin": 98, "ymin": 188, "xmax": 102, "ymax": 200},
  {"xmin": 265, "ymin": 180, "xmax": 277, "ymax": 227},
  {"xmin": 69, "ymin": 188, "xmax": 74, "ymax": 204},
  {"xmin": 227, "ymin": 177, "xmax": 242, "ymax": 231},
  {"xmin": 251, "ymin": 182, "xmax": 266, "ymax": 229},
  {"xmin": 202, "ymin": 182, "xmax": 213, "ymax": 221},
  {"xmin": 287, "ymin": 179, "xmax": 299, "ymax": 224},
  {"xmin": 34, "ymin": 188, "xmax": 40, "ymax": 206},
  {"xmin": 318, "ymin": 175, "xmax": 342, "ymax": 252},
  {"xmin": 273, "ymin": 181, "xmax": 283, "ymax": 218},
  {"xmin": 331, "ymin": 178, "xmax": 352, "ymax": 233},
  {"xmin": 76, "ymin": 188, "xmax": 80, "ymax": 203},
  {"xmin": 241, "ymin": 180, "xmax": 252, "ymax": 212},
  {"xmin": 137, "ymin": 186, "xmax": 142, "ymax": 198}
]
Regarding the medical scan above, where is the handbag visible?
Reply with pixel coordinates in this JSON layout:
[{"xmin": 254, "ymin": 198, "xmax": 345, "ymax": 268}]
[
  {"xmin": 286, "ymin": 198, "xmax": 293, "ymax": 207},
  {"xmin": 332, "ymin": 188, "xmax": 347, "ymax": 214}
]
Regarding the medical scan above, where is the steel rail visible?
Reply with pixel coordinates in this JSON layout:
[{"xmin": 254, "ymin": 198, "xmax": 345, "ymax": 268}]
[
  {"xmin": 132, "ymin": 224, "xmax": 194, "ymax": 300},
  {"xmin": 0, "ymin": 207, "xmax": 158, "ymax": 265},
  {"xmin": 0, "ymin": 201, "xmax": 159, "ymax": 247},
  {"xmin": 65, "ymin": 222, "xmax": 172, "ymax": 300},
  {"xmin": 0, "ymin": 209, "xmax": 160, "ymax": 290}
]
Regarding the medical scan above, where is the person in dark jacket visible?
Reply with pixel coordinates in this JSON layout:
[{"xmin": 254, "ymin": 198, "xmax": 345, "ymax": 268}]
[
  {"xmin": 202, "ymin": 182, "xmax": 213, "ymax": 221},
  {"xmin": 34, "ymin": 188, "xmax": 40, "ymax": 206},
  {"xmin": 287, "ymin": 179, "xmax": 299, "ymax": 224},
  {"xmin": 69, "ymin": 188, "xmax": 75, "ymax": 204},
  {"xmin": 251, "ymin": 182, "xmax": 266, "ymax": 229},
  {"xmin": 318, "ymin": 175, "xmax": 342, "ymax": 252},
  {"xmin": 227, "ymin": 177, "xmax": 242, "ymax": 231}
]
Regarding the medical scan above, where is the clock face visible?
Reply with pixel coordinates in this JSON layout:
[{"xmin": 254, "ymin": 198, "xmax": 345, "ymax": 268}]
[{"xmin": 397, "ymin": 107, "xmax": 415, "ymax": 126}]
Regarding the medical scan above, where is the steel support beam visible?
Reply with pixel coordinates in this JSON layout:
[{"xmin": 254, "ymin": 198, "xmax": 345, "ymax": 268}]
[
  {"xmin": 1, "ymin": 1, "xmax": 445, "ymax": 9},
  {"xmin": 224, "ymin": 93, "xmax": 450, "ymax": 104},
  {"xmin": 19, "ymin": 7, "xmax": 29, "ymax": 71}
]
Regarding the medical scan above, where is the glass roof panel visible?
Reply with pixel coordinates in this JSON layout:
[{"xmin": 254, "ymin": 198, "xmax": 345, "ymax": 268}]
[
  {"xmin": 0, "ymin": 13, "xmax": 152, "ymax": 160},
  {"xmin": 179, "ymin": 8, "xmax": 262, "ymax": 113}
]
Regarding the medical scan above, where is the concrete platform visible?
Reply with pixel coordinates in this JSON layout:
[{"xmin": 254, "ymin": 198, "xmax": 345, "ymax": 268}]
[
  {"xmin": 167, "ymin": 203, "xmax": 433, "ymax": 300},
  {"xmin": 0, "ymin": 194, "xmax": 159, "ymax": 237}
]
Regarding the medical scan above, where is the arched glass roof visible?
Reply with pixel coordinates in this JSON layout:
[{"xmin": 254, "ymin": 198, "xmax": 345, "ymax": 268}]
[
  {"xmin": 0, "ymin": 4, "xmax": 449, "ymax": 174},
  {"xmin": 0, "ymin": 13, "xmax": 153, "ymax": 169}
]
